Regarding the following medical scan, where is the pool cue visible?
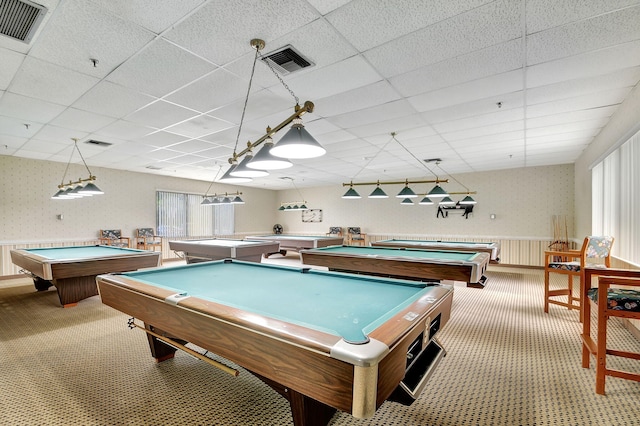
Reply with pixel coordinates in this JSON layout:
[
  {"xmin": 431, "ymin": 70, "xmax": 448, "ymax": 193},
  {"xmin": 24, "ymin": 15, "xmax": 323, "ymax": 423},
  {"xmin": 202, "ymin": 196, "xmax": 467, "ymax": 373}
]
[{"xmin": 131, "ymin": 321, "xmax": 239, "ymax": 377}]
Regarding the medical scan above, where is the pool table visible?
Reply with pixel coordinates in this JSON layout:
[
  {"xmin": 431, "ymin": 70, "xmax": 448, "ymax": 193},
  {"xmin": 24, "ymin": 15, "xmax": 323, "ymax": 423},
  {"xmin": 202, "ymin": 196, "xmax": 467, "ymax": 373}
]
[
  {"xmin": 301, "ymin": 245, "xmax": 490, "ymax": 288},
  {"xmin": 168, "ymin": 238, "xmax": 279, "ymax": 263},
  {"xmin": 10, "ymin": 245, "xmax": 161, "ymax": 307},
  {"xmin": 372, "ymin": 239, "xmax": 501, "ymax": 263},
  {"xmin": 96, "ymin": 260, "xmax": 453, "ymax": 426},
  {"xmin": 245, "ymin": 234, "xmax": 344, "ymax": 257}
]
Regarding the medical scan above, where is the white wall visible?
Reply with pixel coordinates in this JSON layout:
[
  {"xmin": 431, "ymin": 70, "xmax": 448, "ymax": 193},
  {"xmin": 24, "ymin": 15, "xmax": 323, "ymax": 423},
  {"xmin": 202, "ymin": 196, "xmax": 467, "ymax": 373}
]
[
  {"xmin": 275, "ymin": 164, "xmax": 575, "ymax": 240},
  {"xmin": 0, "ymin": 155, "xmax": 278, "ymax": 243}
]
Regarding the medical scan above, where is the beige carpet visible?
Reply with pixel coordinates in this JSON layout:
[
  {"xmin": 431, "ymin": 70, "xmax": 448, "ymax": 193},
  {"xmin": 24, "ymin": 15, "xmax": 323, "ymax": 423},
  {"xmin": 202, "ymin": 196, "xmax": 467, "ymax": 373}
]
[{"xmin": 1, "ymin": 262, "xmax": 639, "ymax": 425}]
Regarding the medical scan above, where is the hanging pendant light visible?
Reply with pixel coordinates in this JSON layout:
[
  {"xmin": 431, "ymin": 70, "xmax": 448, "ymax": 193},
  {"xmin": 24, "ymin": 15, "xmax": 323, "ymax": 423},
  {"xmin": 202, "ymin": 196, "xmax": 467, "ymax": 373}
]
[
  {"xmin": 400, "ymin": 198, "xmax": 414, "ymax": 205},
  {"xmin": 368, "ymin": 181, "xmax": 388, "ymax": 198},
  {"xmin": 342, "ymin": 182, "xmax": 361, "ymax": 199},
  {"xmin": 439, "ymin": 196, "xmax": 455, "ymax": 205},
  {"xmin": 419, "ymin": 197, "xmax": 434, "ymax": 205},
  {"xmin": 396, "ymin": 180, "xmax": 417, "ymax": 198},
  {"xmin": 427, "ymin": 183, "xmax": 449, "ymax": 198},
  {"xmin": 459, "ymin": 194, "xmax": 477, "ymax": 204},
  {"xmin": 270, "ymin": 117, "xmax": 326, "ymax": 159},
  {"xmin": 218, "ymin": 163, "xmax": 253, "ymax": 183},
  {"xmin": 230, "ymin": 151, "xmax": 269, "ymax": 178},
  {"xmin": 247, "ymin": 136, "xmax": 292, "ymax": 170}
]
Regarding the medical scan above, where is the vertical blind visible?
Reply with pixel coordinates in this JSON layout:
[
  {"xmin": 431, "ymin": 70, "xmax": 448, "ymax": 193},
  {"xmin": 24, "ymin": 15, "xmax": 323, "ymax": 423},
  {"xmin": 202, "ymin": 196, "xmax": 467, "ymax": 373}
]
[
  {"xmin": 592, "ymin": 129, "xmax": 640, "ymax": 264},
  {"xmin": 156, "ymin": 191, "xmax": 234, "ymax": 238}
]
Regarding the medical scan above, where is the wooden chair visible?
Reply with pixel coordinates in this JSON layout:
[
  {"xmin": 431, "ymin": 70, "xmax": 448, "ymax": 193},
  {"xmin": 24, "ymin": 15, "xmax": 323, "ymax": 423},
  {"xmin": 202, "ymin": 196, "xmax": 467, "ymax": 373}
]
[
  {"xmin": 99, "ymin": 229, "xmax": 130, "ymax": 248},
  {"xmin": 581, "ymin": 268, "xmax": 640, "ymax": 394},
  {"xmin": 544, "ymin": 236, "xmax": 613, "ymax": 313},
  {"xmin": 346, "ymin": 227, "xmax": 367, "ymax": 246},
  {"xmin": 135, "ymin": 228, "xmax": 162, "ymax": 252},
  {"xmin": 327, "ymin": 226, "xmax": 342, "ymax": 236}
]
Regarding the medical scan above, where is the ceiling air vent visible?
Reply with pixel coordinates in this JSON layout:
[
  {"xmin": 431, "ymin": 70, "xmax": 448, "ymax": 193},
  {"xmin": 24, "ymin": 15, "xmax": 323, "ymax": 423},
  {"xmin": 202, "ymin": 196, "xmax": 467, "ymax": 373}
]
[
  {"xmin": 261, "ymin": 45, "xmax": 314, "ymax": 75},
  {"xmin": 84, "ymin": 139, "xmax": 113, "ymax": 148},
  {"xmin": 0, "ymin": 0, "xmax": 48, "ymax": 43}
]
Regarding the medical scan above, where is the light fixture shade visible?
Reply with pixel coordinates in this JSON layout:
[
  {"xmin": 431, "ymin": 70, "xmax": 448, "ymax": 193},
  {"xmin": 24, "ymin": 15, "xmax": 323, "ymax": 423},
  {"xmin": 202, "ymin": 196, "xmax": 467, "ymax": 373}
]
[
  {"xmin": 69, "ymin": 185, "xmax": 91, "ymax": 197},
  {"xmin": 62, "ymin": 186, "xmax": 83, "ymax": 198},
  {"xmin": 211, "ymin": 197, "xmax": 221, "ymax": 204},
  {"xmin": 218, "ymin": 165, "xmax": 253, "ymax": 183},
  {"xmin": 201, "ymin": 198, "xmax": 212, "ymax": 205},
  {"xmin": 278, "ymin": 205, "xmax": 285, "ymax": 211},
  {"xmin": 51, "ymin": 188, "xmax": 68, "ymax": 199},
  {"xmin": 427, "ymin": 184, "xmax": 449, "ymax": 198},
  {"xmin": 368, "ymin": 186, "xmax": 388, "ymax": 198},
  {"xmin": 459, "ymin": 195, "xmax": 477, "ymax": 204},
  {"xmin": 78, "ymin": 182, "xmax": 103, "ymax": 195},
  {"xmin": 232, "ymin": 196, "xmax": 244, "ymax": 204},
  {"xmin": 270, "ymin": 120, "xmax": 326, "ymax": 159},
  {"xmin": 230, "ymin": 154, "xmax": 269, "ymax": 178},
  {"xmin": 396, "ymin": 185, "xmax": 417, "ymax": 198},
  {"xmin": 439, "ymin": 196, "xmax": 455, "ymax": 205},
  {"xmin": 342, "ymin": 187, "xmax": 361, "ymax": 199},
  {"xmin": 299, "ymin": 204, "xmax": 307, "ymax": 209},
  {"xmin": 401, "ymin": 198, "xmax": 414, "ymax": 205},
  {"xmin": 419, "ymin": 197, "xmax": 434, "ymax": 205},
  {"xmin": 222, "ymin": 197, "xmax": 232, "ymax": 203},
  {"xmin": 247, "ymin": 138, "xmax": 293, "ymax": 170}
]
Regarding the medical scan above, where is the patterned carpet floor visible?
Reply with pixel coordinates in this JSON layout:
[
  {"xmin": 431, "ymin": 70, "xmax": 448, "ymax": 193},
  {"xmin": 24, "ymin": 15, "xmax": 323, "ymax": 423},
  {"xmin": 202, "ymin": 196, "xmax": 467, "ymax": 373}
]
[{"xmin": 1, "ymin": 261, "xmax": 639, "ymax": 425}]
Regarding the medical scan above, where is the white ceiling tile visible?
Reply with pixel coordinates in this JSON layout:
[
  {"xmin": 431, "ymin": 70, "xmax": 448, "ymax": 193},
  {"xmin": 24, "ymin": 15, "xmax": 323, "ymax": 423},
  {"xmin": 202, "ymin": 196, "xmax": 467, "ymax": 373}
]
[
  {"xmin": 526, "ymin": 106, "xmax": 617, "ymax": 129},
  {"xmin": 527, "ymin": 67, "xmax": 640, "ymax": 106},
  {"xmin": 0, "ymin": 92, "xmax": 66, "ymax": 123},
  {"xmin": 49, "ymin": 108, "xmax": 116, "ymax": 133},
  {"xmin": 17, "ymin": 138, "xmax": 69, "ymax": 155},
  {"xmin": 348, "ymin": 114, "xmax": 429, "ymax": 139},
  {"xmin": 525, "ymin": 0, "xmax": 640, "ymax": 34},
  {"xmin": 527, "ymin": 87, "xmax": 631, "ymax": 118},
  {"xmin": 326, "ymin": 99, "xmax": 418, "ymax": 130},
  {"xmin": 364, "ymin": 0, "xmax": 522, "ymax": 78},
  {"xmin": 0, "ymin": 135, "xmax": 27, "ymax": 152},
  {"xmin": 327, "ymin": 0, "xmax": 494, "ymax": 52},
  {"xmin": 442, "ymin": 120, "xmax": 524, "ymax": 142},
  {"xmin": 94, "ymin": 0, "xmax": 205, "ymax": 34},
  {"xmin": 163, "ymin": 0, "xmax": 320, "ymax": 65},
  {"xmin": 164, "ymin": 115, "xmax": 235, "ymax": 138},
  {"xmin": 8, "ymin": 57, "xmax": 100, "ymax": 105},
  {"xmin": 134, "ymin": 131, "xmax": 190, "ymax": 148},
  {"xmin": 409, "ymin": 70, "xmax": 523, "ymax": 112},
  {"xmin": 126, "ymin": 100, "xmax": 199, "ymax": 129},
  {"xmin": 94, "ymin": 120, "xmax": 156, "ymax": 140},
  {"xmin": 422, "ymin": 91, "xmax": 524, "ymax": 124},
  {"xmin": 280, "ymin": 55, "xmax": 383, "ymax": 101},
  {"xmin": 313, "ymin": 81, "xmax": 402, "ymax": 118},
  {"xmin": 390, "ymin": 39, "xmax": 523, "ymax": 97},
  {"xmin": 525, "ymin": 119, "xmax": 608, "ymax": 138},
  {"xmin": 527, "ymin": 6, "xmax": 640, "ymax": 65},
  {"xmin": 31, "ymin": 124, "xmax": 88, "ymax": 143},
  {"xmin": 0, "ymin": 48, "xmax": 25, "ymax": 90},
  {"xmin": 165, "ymin": 68, "xmax": 248, "ymax": 113},
  {"xmin": 0, "ymin": 116, "xmax": 43, "ymax": 138},
  {"xmin": 527, "ymin": 40, "xmax": 640, "ymax": 88},
  {"xmin": 106, "ymin": 38, "xmax": 217, "ymax": 97},
  {"xmin": 73, "ymin": 81, "xmax": 156, "ymax": 118},
  {"xmin": 434, "ymin": 108, "xmax": 524, "ymax": 134},
  {"xmin": 28, "ymin": 0, "xmax": 156, "ymax": 78}
]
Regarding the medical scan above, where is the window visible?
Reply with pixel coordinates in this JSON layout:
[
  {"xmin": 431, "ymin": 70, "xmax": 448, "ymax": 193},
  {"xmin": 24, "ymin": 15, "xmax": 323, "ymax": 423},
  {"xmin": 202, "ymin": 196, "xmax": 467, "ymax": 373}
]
[
  {"xmin": 156, "ymin": 191, "xmax": 234, "ymax": 238},
  {"xmin": 592, "ymin": 129, "xmax": 640, "ymax": 265}
]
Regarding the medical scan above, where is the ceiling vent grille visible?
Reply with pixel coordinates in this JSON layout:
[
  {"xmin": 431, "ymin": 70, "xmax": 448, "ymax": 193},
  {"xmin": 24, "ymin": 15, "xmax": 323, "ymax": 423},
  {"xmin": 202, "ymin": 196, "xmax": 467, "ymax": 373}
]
[
  {"xmin": 0, "ymin": 0, "xmax": 47, "ymax": 43},
  {"xmin": 261, "ymin": 45, "xmax": 314, "ymax": 75},
  {"xmin": 85, "ymin": 139, "xmax": 113, "ymax": 147}
]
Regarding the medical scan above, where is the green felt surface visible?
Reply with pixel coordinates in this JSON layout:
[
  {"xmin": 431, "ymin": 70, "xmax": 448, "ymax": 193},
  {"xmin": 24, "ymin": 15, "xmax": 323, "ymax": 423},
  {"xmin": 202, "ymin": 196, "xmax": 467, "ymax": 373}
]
[
  {"xmin": 24, "ymin": 246, "xmax": 144, "ymax": 260},
  {"xmin": 121, "ymin": 261, "xmax": 432, "ymax": 343},
  {"xmin": 312, "ymin": 245, "xmax": 475, "ymax": 261}
]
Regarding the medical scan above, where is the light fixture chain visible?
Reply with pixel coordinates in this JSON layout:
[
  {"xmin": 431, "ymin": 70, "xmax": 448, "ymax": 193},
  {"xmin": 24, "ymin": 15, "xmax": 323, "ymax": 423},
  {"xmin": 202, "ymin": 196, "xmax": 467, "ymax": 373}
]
[
  {"xmin": 392, "ymin": 133, "xmax": 440, "ymax": 180},
  {"xmin": 73, "ymin": 139, "xmax": 94, "ymax": 177},
  {"xmin": 232, "ymin": 45, "xmax": 261, "ymax": 155},
  {"xmin": 60, "ymin": 142, "xmax": 78, "ymax": 185},
  {"xmin": 257, "ymin": 50, "xmax": 299, "ymax": 105}
]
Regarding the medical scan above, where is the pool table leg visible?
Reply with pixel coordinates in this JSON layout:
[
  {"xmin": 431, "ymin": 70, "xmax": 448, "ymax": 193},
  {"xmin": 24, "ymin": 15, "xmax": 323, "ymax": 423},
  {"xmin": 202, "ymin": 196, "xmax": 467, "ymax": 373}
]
[
  {"xmin": 145, "ymin": 324, "xmax": 188, "ymax": 362},
  {"xmin": 251, "ymin": 371, "xmax": 336, "ymax": 426},
  {"xmin": 53, "ymin": 276, "xmax": 100, "ymax": 307},
  {"xmin": 33, "ymin": 277, "xmax": 53, "ymax": 291}
]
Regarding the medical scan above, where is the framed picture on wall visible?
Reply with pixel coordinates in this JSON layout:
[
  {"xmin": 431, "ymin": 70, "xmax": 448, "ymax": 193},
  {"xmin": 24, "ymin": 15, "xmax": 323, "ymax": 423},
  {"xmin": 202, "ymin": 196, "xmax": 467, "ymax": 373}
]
[{"xmin": 302, "ymin": 209, "xmax": 322, "ymax": 223}]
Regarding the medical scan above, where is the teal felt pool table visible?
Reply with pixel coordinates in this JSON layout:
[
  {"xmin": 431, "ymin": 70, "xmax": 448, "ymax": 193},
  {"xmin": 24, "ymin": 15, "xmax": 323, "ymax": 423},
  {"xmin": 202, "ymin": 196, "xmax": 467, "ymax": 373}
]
[
  {"xmin": 371, "ymin": 239, "xmax": 501, "ymax": 263},
  {"xmin": 10, "ymin": 245, "xmax": 161, "ymax": 307},
  {"xmin": 245, "ymin": 234, "xmax": 343, "ymax": 257},
  {"xmin": 301, "ymin": 245, "xmax": 490, "ymax": 288},
  {"xmin": 96, "ymin": 260, "xmax": 454, "ymax": 426},
  {"xmin": 168, "ymin": 238, "xmax": 280, "ymax": 263}
]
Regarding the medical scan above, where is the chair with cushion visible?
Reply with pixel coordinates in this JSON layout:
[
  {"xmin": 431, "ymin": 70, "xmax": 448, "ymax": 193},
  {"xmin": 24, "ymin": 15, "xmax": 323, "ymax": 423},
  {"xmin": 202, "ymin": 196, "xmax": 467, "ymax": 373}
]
[
  {"xmin": 326, "ymin": 226, "xmax": 343, "ymax": 241},
  {"xmin": 135, "ymin": 228, "xmax": 162, "ymax": 252},
  {"xmin": 544, "ymin": 236, "xmax": 614, "ymax": 313},
  {"xmin": 581, "ymin": 268, "xmax": 640, "ymax": 394},
  {"xmin": 347, "ymin": 227, "xmax": 367, "ymax": 246},
  {"xmin": 99, "ymin": 229, "xmax": 130, "ymax": 248}
]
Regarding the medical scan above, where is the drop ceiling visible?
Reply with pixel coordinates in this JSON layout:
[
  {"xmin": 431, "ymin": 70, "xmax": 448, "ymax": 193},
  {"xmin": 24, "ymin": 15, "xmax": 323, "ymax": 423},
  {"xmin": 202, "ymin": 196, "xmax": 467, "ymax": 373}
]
[{"xmin": 1, "ymin": 0, "xmax": 639, "ymax": 190}]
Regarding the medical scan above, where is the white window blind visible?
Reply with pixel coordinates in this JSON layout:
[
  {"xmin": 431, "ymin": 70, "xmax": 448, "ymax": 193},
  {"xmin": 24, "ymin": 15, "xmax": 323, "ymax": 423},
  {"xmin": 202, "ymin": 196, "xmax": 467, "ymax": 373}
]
[
  {"xmin": 592, "ymin": 130, "xmax": 640, "ymax": 264},
  {"xmin": 156, "ymin": 191, "xmax": 234, "ymax": 238}
]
